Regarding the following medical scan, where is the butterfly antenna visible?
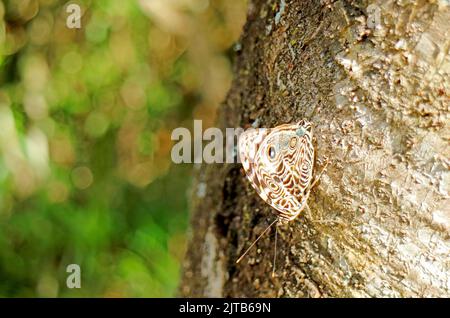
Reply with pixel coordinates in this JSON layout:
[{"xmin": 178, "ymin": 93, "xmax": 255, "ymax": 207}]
[
  {"xmin": 272, "ymin": 224, "xmax": 278, "ymax": 278},
  {"xmin": 236, "ymin": 219, "xmax": 278, "ymax": 264}
]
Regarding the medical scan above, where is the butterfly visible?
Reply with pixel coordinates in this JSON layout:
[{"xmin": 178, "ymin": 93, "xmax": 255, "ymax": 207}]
[{"xmin": 236, "ymin": 120, "xmax": 328, "ymax": 275}]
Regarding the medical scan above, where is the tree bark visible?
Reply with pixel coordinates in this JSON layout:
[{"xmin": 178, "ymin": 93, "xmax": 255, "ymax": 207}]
[{"xmin": 180, "ymin": 0, "xmax": 450, "ymax": 297}]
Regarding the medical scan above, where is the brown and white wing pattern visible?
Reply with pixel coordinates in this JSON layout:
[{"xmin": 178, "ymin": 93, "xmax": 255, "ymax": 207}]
[
  {"xmin": 238, "ymin": 127, "xmax": 271, "ymax": 201},
  {"xmin": 238, "ymin": 121, "xmax": 314, "ymax": 221}
]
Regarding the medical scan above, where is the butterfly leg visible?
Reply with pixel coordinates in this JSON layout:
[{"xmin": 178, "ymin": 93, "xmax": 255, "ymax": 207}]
[
  {"xmin": 272, "ymin": 223, "xmax": 278, "ymax": 278},
  {"xmin": 306, "ymin": 204, "xmax": 327, "ymax": 224},
  {"xmin": 305, "ymin": 204, "xmax": 313, "ymax": 220},
  {"xmin": 236, "ymin": 219, "xmax": 278, "ymax": 264},
  {"xmin": 307, "ymin": 156, "xmax": 330, "ymax": 192}
]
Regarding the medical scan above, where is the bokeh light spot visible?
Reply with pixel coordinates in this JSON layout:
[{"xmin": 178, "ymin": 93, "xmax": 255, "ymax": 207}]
[
  {"xmin": 61, "ymin": 50, "xmax": 83, "ymax": 75},
  {"xmin": 84, "ymin": 111, "xmax": 109, "ymax": 138},
  {"xmin": 71, "ymin": 166, "xmax": 94, "ymax": 190}
]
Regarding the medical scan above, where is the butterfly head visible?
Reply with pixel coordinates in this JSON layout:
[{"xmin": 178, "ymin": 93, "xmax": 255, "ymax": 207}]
[
  {"xmin": 296, "ymin": 120, "xmax": 312, "ymax": 137},
  {"xmin": 260, "ymin": 121, "xmax": 312, "ymax": 165}
]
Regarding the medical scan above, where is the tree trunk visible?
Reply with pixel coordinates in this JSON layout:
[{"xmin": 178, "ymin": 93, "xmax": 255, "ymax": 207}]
[{"xmin": 180, "ymin": 0, "xmax": 450, "ymax": 297}]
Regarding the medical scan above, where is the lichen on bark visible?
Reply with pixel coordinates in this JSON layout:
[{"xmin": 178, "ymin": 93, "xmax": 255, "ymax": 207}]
[{"xmin": 180, "ymin": 0, "xmax": 450, "ymax": 297}]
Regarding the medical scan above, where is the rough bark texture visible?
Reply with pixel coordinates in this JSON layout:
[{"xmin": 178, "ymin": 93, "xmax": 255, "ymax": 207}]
[{"xmin": 180, "ymin": 0, "xmax": 450, "ymax": 297}]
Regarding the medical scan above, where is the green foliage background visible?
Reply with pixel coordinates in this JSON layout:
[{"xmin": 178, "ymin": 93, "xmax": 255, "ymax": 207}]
[{"xmin": 0, "ymin": 0, "xmax": 246, "ymax": 297}]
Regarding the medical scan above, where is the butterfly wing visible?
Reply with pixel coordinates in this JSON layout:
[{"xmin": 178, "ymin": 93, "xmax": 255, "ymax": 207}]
[
  {"xmin": 239, "ymin": 122, "xmax": 314, "ymax": 221},
  {"xmin": 238, "ymin": 127, "xmax": 271, "ymax": 202}
]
